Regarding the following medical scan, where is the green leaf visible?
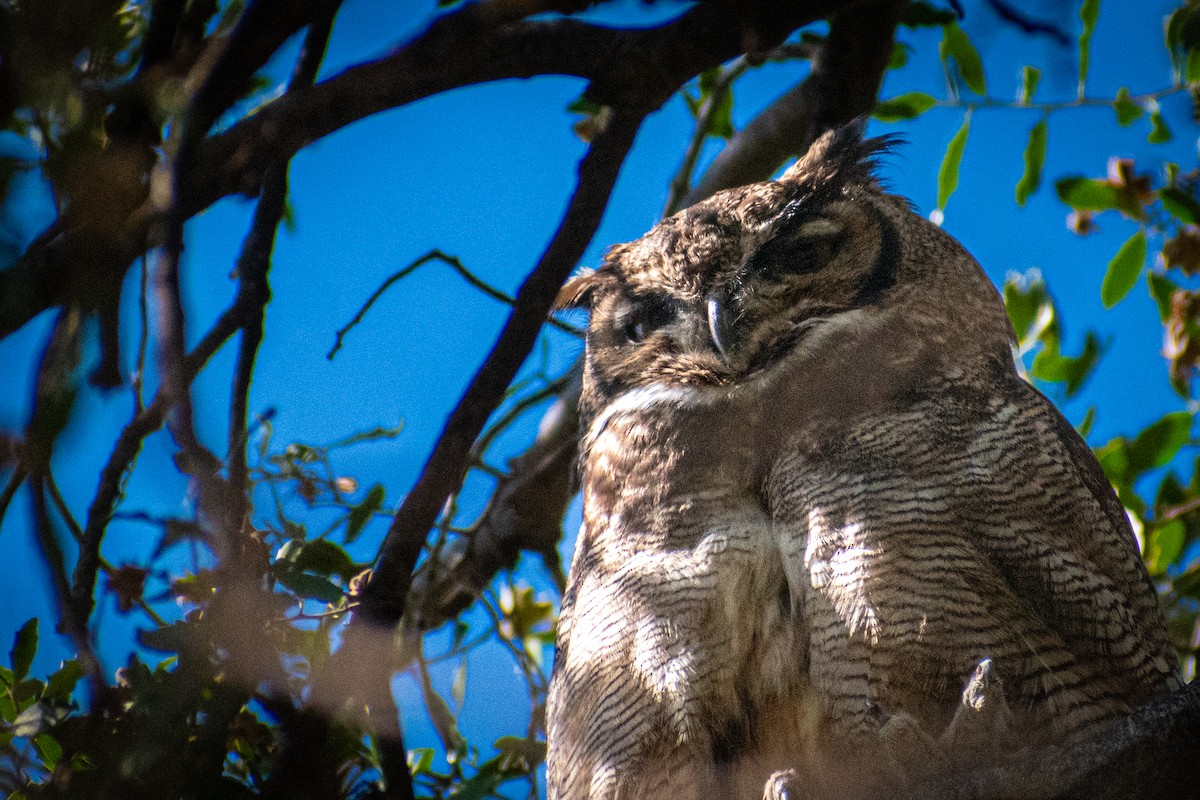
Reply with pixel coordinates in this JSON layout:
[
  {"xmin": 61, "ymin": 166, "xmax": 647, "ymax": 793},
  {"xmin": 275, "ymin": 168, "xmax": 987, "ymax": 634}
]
[
  {"xmin": 693, "ymin": 68, "xmax": 735, "ymax": 139},
  {"xmin": 1128, "ymin": 411, "xmax": 1193, "ymax": 474},
  {"xmin": 1148, "ymin": 108, "xmax": 1173, "ymax": 144},
  {"xmin": 407, "ymin": 748, "xmax": 436, "ymax": 776},
  {"xmin": 1077, "ymin": 406, "xmax": 1096, "ymax": 438},
  {"xmin": 450, "ymin": 760, "xmax": 503, "ymax": 800},
  {"xmin": 566, "ymin": 95, "xmax": 602, "ymax": 115},
  {"xmin": 1100, "ymin": 230, "xmax": 1147, "ymax": 308},
  {"xmin": 345, "ymin": 483, "xmax": 384, "ymax": 544},
  {"xmin": 1161, "ymin": 186, "xmax": 1200, "ymax": 225},
  {"xmin": 287, "ymin": 539, "xmax": 358, "ymax": 581},
  {"xmin": 33, "ymin": 732, "xmax": 62, "ymax": 770},
  {"xmin": 326, "ymin": 424, "xmax": 404, "ymax": 449},
  {"xmin": 937, "ymin": 117, "xmax": 971, "ymax": 211},
  {"xmin": 1019, "ymin": 66, "xmax": 1041, "ymax": 104},
  {"xmin": 1003, "ymin": 278, "xmax": 1044, "ymax": 340},
  {"xmin": 900, "ymin": 1, "xmax": 957, "ymax": 26},
  {"xmin": 13, "ymin": 702, "xmax": 47, "ymax": 737},
  {"xmin": 873, "ymin": 92, "xmax": 937, "ymax": 122},
  {"xmin": 1147, "ymin": 272, "xmax": 1178, "ymax": 322},
  {"xmin": 940, "ymin": 23, "xmax": 987, "ymax": 95},
  {"xmin": 1187, "ymin": 48, "xmax": 1200, "ymax": 83},
  {"xmin": 1030, "ymin": 333, "xmax": 1102, "ymax": 396},
  {"xmin": 1113, "ymin": 87, "xmax": 1143, "ymax": 126},
  {"xmin": 1055, "ymin": 176, "xmax": 1121, "ymax": 211},
  {"xmin": 276, "ymin": 571, "xmax": 344, "ymax": 604},
  {"xmin": 137, "ymin": 621, "xmax": 191, "ymax": 654},
  {"xmin": 1145, "ymin": 519, "xmax": 1186, "ymax": 574},
  {"xmin": 888, "ymin": 42, "xmax": 910, "ymax": 70},
  {"xmin": 1078, "ymin": 0, "xmax": 1101, "ymax": 91},
  {"xmin": 1015, "ymin": 120, "xmax": 1048, "ymax": 206},
  {"xmin": 10, "ymin": 619, "xmax": 37, "ymax": 681},
  {"xmin": 42, "ymin": 660, "xmax": 84, "ymax": 702}
]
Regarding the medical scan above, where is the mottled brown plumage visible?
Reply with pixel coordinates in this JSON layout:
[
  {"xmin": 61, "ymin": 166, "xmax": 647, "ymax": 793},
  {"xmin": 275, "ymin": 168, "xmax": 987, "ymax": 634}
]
[{"xmin": 546, "ymin": 125, "xmax": 1180, "ymax": 800}]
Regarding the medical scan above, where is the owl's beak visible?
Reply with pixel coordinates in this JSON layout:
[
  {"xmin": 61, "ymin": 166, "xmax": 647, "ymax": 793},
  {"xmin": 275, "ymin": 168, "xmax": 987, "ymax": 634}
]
[{"xmin": 706, "ymin": 293, "xmax": 731, "ymax": 360}]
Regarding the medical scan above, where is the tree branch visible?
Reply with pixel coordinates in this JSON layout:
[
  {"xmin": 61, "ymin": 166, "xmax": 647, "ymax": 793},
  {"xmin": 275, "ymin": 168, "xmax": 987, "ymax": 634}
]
[
  {"xmin": 412, "ymin": 0, "xmax": 906, "ymax": 626},
  {"xmin": 900, "ymin": 680, "xmax": 1200, "ymax": 800},
  {"xmin": 358, "ymin": 105, "xmax": 645, "ymax": 625},
  {"xmin": 683, "ymin": 0, "xmax": 905, "ymax": 206},
  {"xmin": 0, "ymin": 0, "xmax": 849, "ymax": 343}
]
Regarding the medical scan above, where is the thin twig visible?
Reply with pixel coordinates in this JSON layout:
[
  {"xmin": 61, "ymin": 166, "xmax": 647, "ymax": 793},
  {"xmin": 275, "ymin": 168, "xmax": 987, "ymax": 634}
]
[
  {"xmin": 359, "ymin": 107, "xmax": 645, "ymax": 627},
  {"xmin": 0, "ymin": 463, "xmax": 26, "ymax": 530},
  {"xmin": 469, "ymin": 372, "xmax": 573, "ymax": 462},
  {"xmin": 931, "ymin": 83, "xmax": 1188, "ymax": 113},
  {"xmin": 664, "ymin": 42, "xmax": 816, "ymax": 216},
  {"xmin": 982, "ymin": 0, "xmax": 1071, "ymax": 45},
  {"xmin": 134, "ymin": 255, "xmax": 149, "ymax": 413},
  {"xmin": 45, "ymin": 472, "xmax": 168, "ymax": 627},
  {"xmin": 328, "ymin": 250, "xmax": 583, "ymax": 360}
]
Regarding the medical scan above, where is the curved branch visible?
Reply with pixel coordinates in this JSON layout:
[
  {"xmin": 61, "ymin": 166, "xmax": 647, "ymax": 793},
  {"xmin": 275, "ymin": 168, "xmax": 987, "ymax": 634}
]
[
  {"xmin": 683, "ymin": 0, "xmax": 905, "ymax": 206},
  {"xmin": 0, "ymin": 0, "xmax": 848, "ymax": 341},
  {"xmin": 357, "ymin": 105, "xmax": 646, "ymax": 627}
]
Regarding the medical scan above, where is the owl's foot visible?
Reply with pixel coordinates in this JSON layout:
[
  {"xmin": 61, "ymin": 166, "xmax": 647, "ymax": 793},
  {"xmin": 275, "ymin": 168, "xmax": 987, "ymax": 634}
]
[
  {"xmin": 761, "ymin": 769, "xmax": 803, "ymax": 800},
  {"xmin": 879, "ymin": 710, "xmax": 948, "ymax": 786},
  {"xmin": 939, "ymin": 657, "xmax": 1013, "ymax": 763}
]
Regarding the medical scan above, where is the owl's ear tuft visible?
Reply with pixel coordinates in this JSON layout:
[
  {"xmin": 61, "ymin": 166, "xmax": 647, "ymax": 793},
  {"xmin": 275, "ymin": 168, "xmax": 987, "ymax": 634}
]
[
  {"xmin": 555, "ymin": 268, "xmax": 609, "ymax": 310},
  {"xmin": 780, "ymin": 119, "xmax": 900, "ymax": 190}
]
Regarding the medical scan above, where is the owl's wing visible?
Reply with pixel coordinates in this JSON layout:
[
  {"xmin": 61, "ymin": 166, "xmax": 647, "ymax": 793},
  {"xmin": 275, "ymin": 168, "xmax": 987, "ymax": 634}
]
[{"xmin": 771, "ymin": 374, "xmax": 1179, "ymax": 743}]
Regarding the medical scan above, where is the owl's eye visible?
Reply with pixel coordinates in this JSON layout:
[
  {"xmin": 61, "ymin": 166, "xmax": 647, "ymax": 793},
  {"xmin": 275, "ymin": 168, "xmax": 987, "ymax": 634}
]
[{"xmin": 622, "ymin": 296, "xmax": 675, "ymax": 344}]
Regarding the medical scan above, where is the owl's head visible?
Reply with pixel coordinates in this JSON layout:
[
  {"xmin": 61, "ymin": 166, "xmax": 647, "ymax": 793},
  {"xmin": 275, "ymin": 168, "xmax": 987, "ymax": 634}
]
[{"xmin": 560, "ymin": 124, "xmax": 1015, "ymax": 417}]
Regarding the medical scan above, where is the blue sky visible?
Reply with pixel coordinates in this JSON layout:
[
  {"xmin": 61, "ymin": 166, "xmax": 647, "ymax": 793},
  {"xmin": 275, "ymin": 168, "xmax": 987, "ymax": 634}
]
[{"xmin": 0, "ymin": 0, "xmax": 1193, "ymax": 784}]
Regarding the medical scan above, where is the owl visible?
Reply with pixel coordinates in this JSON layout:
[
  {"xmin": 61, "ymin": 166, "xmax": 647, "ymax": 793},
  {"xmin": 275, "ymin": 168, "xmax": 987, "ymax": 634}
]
[{"xmin": 545, "ymin": 124, "xmax": 1180, "ymax": 800}]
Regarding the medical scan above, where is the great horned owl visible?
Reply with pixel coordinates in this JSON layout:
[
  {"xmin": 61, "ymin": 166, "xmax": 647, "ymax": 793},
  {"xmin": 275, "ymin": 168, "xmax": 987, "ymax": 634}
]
[{"xmin": 545, "ymin": 125, "xmax": 1180, "ymax": 799}]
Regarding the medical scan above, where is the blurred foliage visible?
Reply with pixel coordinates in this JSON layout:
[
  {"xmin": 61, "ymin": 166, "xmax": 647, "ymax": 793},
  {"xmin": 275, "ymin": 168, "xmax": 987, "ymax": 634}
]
[{"xmin": 0, "ymin": 1, "xmax": 1198, "ymax": 798}]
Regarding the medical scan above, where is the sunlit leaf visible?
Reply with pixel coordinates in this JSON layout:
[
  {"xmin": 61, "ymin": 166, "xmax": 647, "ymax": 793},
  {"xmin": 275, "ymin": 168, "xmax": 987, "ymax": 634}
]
[
  {"xmin": 1055, "ymin": 177, "xmax": 1122, "ymax": 211},
  {"xmin": 1112, "ymin": 87, "xmax": 1143, "ymax": 126},
  {"xmin": 1030, "ymin": 333, "xmax": 1102, "ymax": 396},
  {"xmin": 1148, "ymin": 271, "xmax": 1179, "ymax": 322},
  {"xmin": 1015, "ymin": 119, "xmax": 1047, "ymax": 206},
  {"xmin": 1148, "ymin": 108, "xmax": 1173, "ymax": 144},
  {"xmin": 13, "ymin": 702, "xmax": 47, "ymax": 737},
  {"xmin": 1145, "ymin": 519, "xmax": 1186, "ymax": 574},
  {"xmin": 873, "ymin": 92, "xmax": 937, "ymax": 122},
  {"xmin": 1100, "ymin": 230, "xmax": 1147, "ymax": 308},
  {"xmin": 407, "ymin": 748, "xmax": 436, "ymax": 776},
  {"xmin": 1019, "ymin": 66, "xmax": 1041, "ymax": 104},
  {"xmin": 937, "ymin": 116, "xmax": 970, "ymax": 211}
]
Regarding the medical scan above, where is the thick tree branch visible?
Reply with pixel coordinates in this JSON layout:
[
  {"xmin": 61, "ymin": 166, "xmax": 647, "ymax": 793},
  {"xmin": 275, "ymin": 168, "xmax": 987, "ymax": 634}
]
[
  {"xmin": 683, "ymin": 0, "xmax": 905, "ymax": 206},
  {"xmin": 358, "ymin": 106, "xmax": 645, "ymax": 625},
  {"xmin": 413, "ymin": 0, "xmax": 906, "ymax": 627},
  {"xmin": 901, "ymin": 680, "xmax": 1200, "ymax": 800},
  {"xmin": 0, "ymin": 0, "xmax": 848, "ymax": 343}
]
